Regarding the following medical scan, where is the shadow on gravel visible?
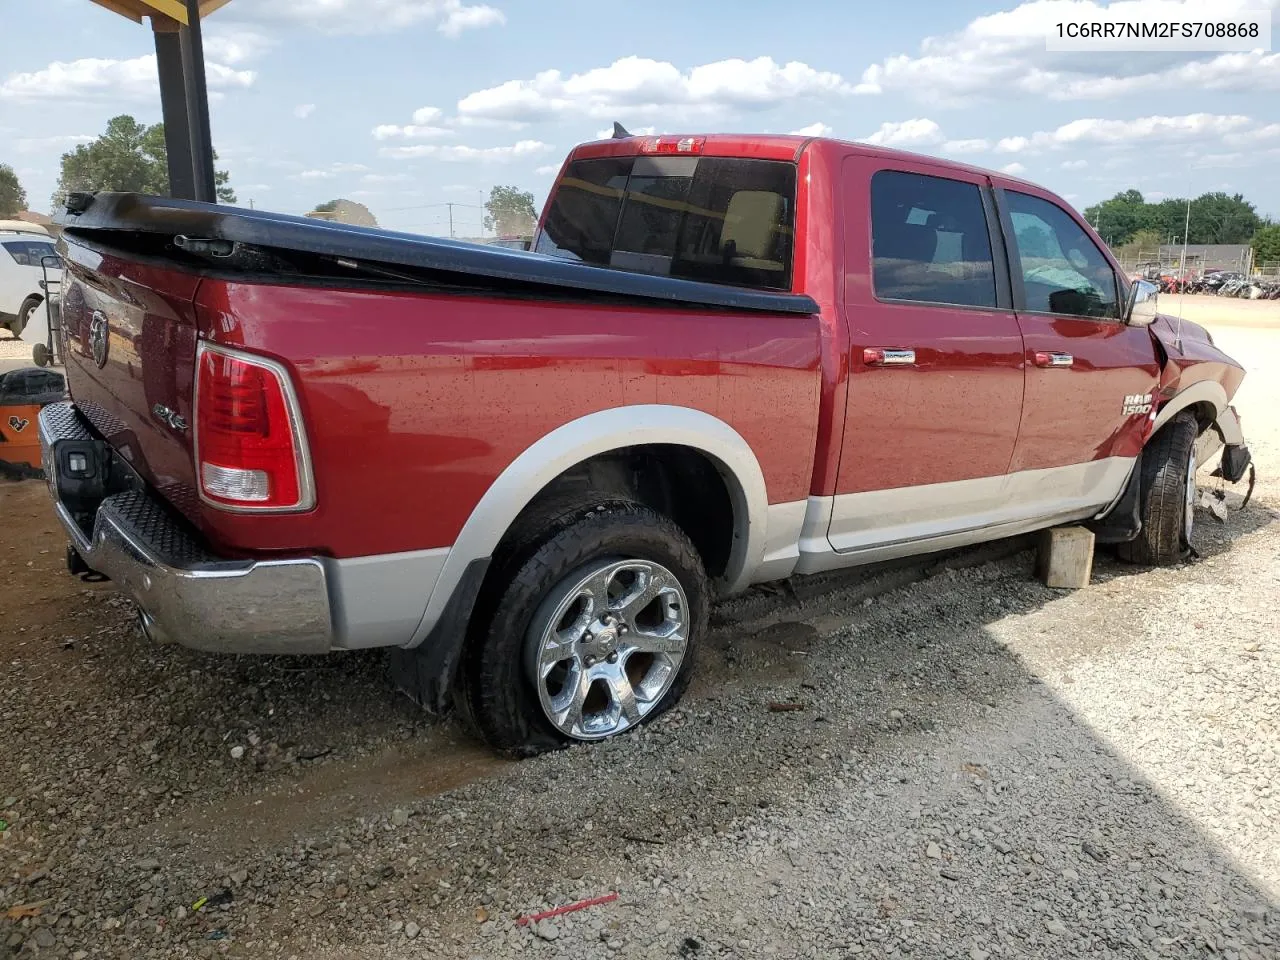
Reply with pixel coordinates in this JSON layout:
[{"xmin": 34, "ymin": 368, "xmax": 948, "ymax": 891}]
[{"xmin": 2, "ymin": 499, "xmax": 1276, "ymax": 958}]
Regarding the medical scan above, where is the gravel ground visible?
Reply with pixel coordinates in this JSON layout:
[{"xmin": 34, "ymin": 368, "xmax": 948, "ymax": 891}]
[{"xmin": 2, "ymin": 308, "xmax": 1278, "ymax": 959}]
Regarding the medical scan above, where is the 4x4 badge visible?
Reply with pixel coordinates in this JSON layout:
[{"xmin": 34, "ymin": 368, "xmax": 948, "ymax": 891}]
[{"xmin": 89, "ymin": 310, "xmax": 110, "ymax": 368}]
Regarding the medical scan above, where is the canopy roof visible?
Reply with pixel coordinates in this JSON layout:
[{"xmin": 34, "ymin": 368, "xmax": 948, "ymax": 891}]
[{"xmin": 89, "ymin": 0, "xmax": 229, "ymax": 26}]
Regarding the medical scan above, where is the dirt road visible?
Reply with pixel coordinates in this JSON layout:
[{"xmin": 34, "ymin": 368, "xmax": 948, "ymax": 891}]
[{"xmin": 1, "ymin": 300, "xmax": 1277, "ymax": 959}]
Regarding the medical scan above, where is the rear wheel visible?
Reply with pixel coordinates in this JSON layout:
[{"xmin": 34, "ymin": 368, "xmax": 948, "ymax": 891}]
[
  {"xmin": 457, "ymin": 501, "xmax": 708, "ymax": 756},
  {"xmin": 1116, "ymin": 412, "xmax": 1200, "ymax": 566}
]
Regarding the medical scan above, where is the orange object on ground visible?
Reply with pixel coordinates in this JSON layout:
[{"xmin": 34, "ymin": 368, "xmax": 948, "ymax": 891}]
[{"xmin": 0, "ymin": 367, "xmax": 65, "ymax": 479}]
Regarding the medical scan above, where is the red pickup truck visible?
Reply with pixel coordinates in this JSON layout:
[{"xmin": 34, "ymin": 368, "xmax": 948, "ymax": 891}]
[{"xmin": 40, "ymin": 133, "xmax": 1250, "ymax": 755}]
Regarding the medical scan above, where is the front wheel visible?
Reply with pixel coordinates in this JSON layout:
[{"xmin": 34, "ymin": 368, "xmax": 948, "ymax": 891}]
[
  {"xmin": 14, "ymin": 297, "xmax": 41, "ymax": 339},
  {"xmin": 1116, "ymin": 412, "xmax": 1200, "ymax": 566},
  {"xmin": 458, "ymin": 502, "xmax": 709, "ymax": 756}
]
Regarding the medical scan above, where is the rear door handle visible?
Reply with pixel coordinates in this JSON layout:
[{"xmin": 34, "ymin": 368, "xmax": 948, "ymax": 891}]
[
  {"xmin": 1034, "ymin": 351, "xmax": 1074, "ymax": 368},
  {"xmin": 863, "ymin": 347, "xmax": 916, "ymax": 366}
]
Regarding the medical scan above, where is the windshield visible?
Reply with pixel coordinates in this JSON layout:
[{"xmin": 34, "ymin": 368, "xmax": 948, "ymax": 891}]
[
  {"xmin": 2, "ymin": 240, "xmax": 59, "ymax": 267},
  {"xmin": 536, "ymin": 155, "xmax": 797, "ymax": 292}
]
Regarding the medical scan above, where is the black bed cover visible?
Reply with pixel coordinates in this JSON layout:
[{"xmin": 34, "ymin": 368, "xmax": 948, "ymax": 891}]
[{"xmin": 57, "ymin": 193, "xmax": 819, "ymax": 316}]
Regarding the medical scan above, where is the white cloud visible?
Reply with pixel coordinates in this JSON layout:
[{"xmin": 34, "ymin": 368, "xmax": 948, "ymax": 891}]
[
  {"xmin": 790, "ymin": 121, "xmax": 832, "ymax": 137},
  {"xmin": 225, "ymin": 0, "xmax": 505, "ymax": 37},
  {"xmin": 294, "ymin": 103, "xmax": 317, "ymax": 119},
  {"xmin": 0, "ymin": 55, "xmax": 254, "ymax": 102},
  {"xmin": 535, "ymin": 164, "xmax": 562, "ymax": 175},
  {"xmin": 239, "ymin": 183, "xmax": 273, "ymax": 192},
  {"xmin": 854, "ymin": 0, "xmax": 1280, "ymax": 105},
  {"xmin": 1192, "ymin": 147, "xmax": 1280, "ymax": 169},
  {"xmin": 379, "ymin": 139, "xmax": 553, "ymax": 162},
  {"xmin": 292, "ymin": 162, "xmax": 369, "ymax": 180},
  {"xmin": 1225, "ymin": 122, "xmax": 1280, "ymax": 146},
  {"xmin": 942, "ymin": 138, "xmax": 989, "ymax": 154},
  {"xmin": 861, "ymin": 118, "xmax": 943, "ymax": 147},
  {"xmin": 995, "ymin": 113, "xmax": 1254, "ymax": 153},
  {"xmin": 16, "ymin": 135, "xmax": 94, "ymax": 154},
  {"xmin": 361, "ymin": 173, "xmax": 414, "ymax": 184},
  {"xmin": 1061, "ymin": 159, "xmax": 1088, "ymax": 169},
  {"xmin": 373, "ymin": 107, "xmax": 452, "ymax": 139},
  {"xmin": 996, "ymin": 136, "xmax": 1033, "ymax": 153},
  {"xmin": 1000, "ymin": 162, "xmax": 1027, "ymax": 175},
  {"xmin": 438, "ymin": 2, "xmax": 505, "ymax": 37},
  {"xmin": 456, "ymin": 56, "xmax": 853, "ymax": 124},
  {"xmin": 203, "ymin": 27, "xmax": 275, "ymax": 64}
]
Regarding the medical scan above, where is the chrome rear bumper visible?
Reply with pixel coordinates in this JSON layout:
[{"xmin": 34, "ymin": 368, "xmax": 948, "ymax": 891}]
[{"xmin": 39, "ymin": 403, "xmax": 333, "ymax": 655}]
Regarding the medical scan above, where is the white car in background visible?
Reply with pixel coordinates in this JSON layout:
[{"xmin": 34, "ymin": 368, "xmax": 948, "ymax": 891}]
[{"xmin": 0, "ymin": 221, "xmax": 62, "ymax": 344}]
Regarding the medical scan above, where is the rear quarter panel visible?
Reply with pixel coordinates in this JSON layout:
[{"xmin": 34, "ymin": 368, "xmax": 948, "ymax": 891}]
[{"xmin": 193, "ymin": 281, "xmax": 823, "ymax": 558}]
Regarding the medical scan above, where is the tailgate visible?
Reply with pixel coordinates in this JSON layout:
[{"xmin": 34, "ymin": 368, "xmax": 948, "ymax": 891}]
[{"xmin": 59, "ymin": 237, "xmax": 202, "ymax": 514}]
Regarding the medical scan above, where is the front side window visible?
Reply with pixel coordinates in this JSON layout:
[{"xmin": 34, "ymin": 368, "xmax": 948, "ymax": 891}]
[
  {"xmin": 1005, "ymin": 191, "xmax": 1118, "ymax": 319},
  {"xmin": 2, "ymin": 240, "xmax": 58, "ymax": 267},
  {"xmin": 870, "ymin": 170, "xmax": 997, "ymax": 308},
  {"xmin": 536, "ymin": 155, "xmax": 796, "ymax": 291}
]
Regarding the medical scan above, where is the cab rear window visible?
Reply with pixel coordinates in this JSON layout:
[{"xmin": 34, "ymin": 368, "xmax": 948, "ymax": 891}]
[{"xmin": 536, "ymin": 156, "xmax": 797, "ymax": 292}]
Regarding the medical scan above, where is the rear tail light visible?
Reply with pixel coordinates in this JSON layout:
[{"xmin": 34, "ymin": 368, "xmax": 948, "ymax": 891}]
[{"xmin": 194, "ymin": 342, "xmax": 314, "ymax": 512}]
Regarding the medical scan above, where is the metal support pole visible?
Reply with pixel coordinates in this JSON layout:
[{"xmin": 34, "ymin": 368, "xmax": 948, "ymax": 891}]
[
  {"xmin": 152, "ymin": 23, "xmax": 197, "ymax": 200},
  {"xmin": 180, "ymin": 0, "xmax": 217, "ymax": 202}
]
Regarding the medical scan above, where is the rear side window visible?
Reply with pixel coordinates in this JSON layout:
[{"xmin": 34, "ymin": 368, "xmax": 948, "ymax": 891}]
[
  {"xmin": 537, "ymin": 156, "xmax": 796, "ymax": 291},
  {"xmin": 1004, "ymin": 191, "xmax": 1119, "ymax": 319},
  {"xmin": 870, "ymin": 171, "xmax": 997, "ymax": 309},
  {"xmin": 2, "ymin": 240, "xmax": 58, "ymax": 267}
]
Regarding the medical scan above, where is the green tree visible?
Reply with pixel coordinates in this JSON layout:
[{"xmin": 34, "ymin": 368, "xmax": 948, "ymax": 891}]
[
  {"xmin": 1253, "ymin": 225, "xmax": 1280, "ymax": 266},
  {"xmin": 1084, "ymin": 190, "xmax": 1147, "ymax": 245},
  {"xmin": 52, "ymin": 114, "xmax": 235, "ymax": 209},
  {"xmin": 1188, "ymin": 192, "xmax": 1260, "ymax": 244},
  {"xmin": 1086, "ymin": 188, "xmax": 1261, "ymax": 247},
  {"xmin": 483, "ymin": 185, "xmax": 537, "ymax": 236},
  {"xmin": 0, "ymin": 163, "xmax": 27, "ymax": 217},
  {"xmin": 1128, "ymin": 228, "xmax": 1164, "ymax": 250}
]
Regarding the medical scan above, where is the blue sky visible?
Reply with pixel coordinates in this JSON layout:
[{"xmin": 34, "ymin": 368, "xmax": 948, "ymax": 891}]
[{"xmin": 2, "ymin": 0, "xmax": 1277, "ymax": 236}]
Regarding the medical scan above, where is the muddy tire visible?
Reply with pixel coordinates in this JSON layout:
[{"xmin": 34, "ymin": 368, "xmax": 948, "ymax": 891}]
[
  {"xmin": 1116, "ymin": 412, "xmax": 1200, "ymax": 566},
  {"xmin": 456, "ymin": 501, "xmax": 708, "ymax": 757}
]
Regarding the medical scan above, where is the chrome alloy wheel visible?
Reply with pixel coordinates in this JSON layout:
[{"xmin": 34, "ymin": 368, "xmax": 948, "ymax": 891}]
[
  {"xmin": 1184, "ymin": 442, "xmax": 1198, "ymax": 541},
  {"xmin": 525, "ymin": 558, "xmax": 689, "ymax": 741}
]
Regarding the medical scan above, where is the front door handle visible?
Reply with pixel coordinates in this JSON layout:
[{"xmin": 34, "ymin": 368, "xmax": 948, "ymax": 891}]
[
  {"xmin": 1034, "ymin": 351, "xmax": 1074, "ymax": 368},
  {"xmin": 863, "ymin": 347, "xmax": 916, "ymax": 366}
]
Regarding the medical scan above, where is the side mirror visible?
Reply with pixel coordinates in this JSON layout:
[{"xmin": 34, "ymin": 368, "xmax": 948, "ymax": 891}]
[{"xmin": 1125, "ymin": 278, "xmax": 1159, "ymax": 326}]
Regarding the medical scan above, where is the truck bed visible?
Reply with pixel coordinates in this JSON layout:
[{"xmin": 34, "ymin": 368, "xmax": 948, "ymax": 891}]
[{"xmin": 58, "ymin": 193, "xmax": 819, "ymax": 316}]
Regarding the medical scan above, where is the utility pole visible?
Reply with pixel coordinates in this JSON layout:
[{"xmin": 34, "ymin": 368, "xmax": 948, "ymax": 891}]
[
  {"xmin": 447, "ymin": 202, "xmax": 455, "ymax": 239},
  {"xmin": 1179, "ymin": 197, "xmax": 1191, "ymax": 278},
  {"xmin": 1175, "ymin": 195, "xmax": 1191, "ymax": 351}
]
